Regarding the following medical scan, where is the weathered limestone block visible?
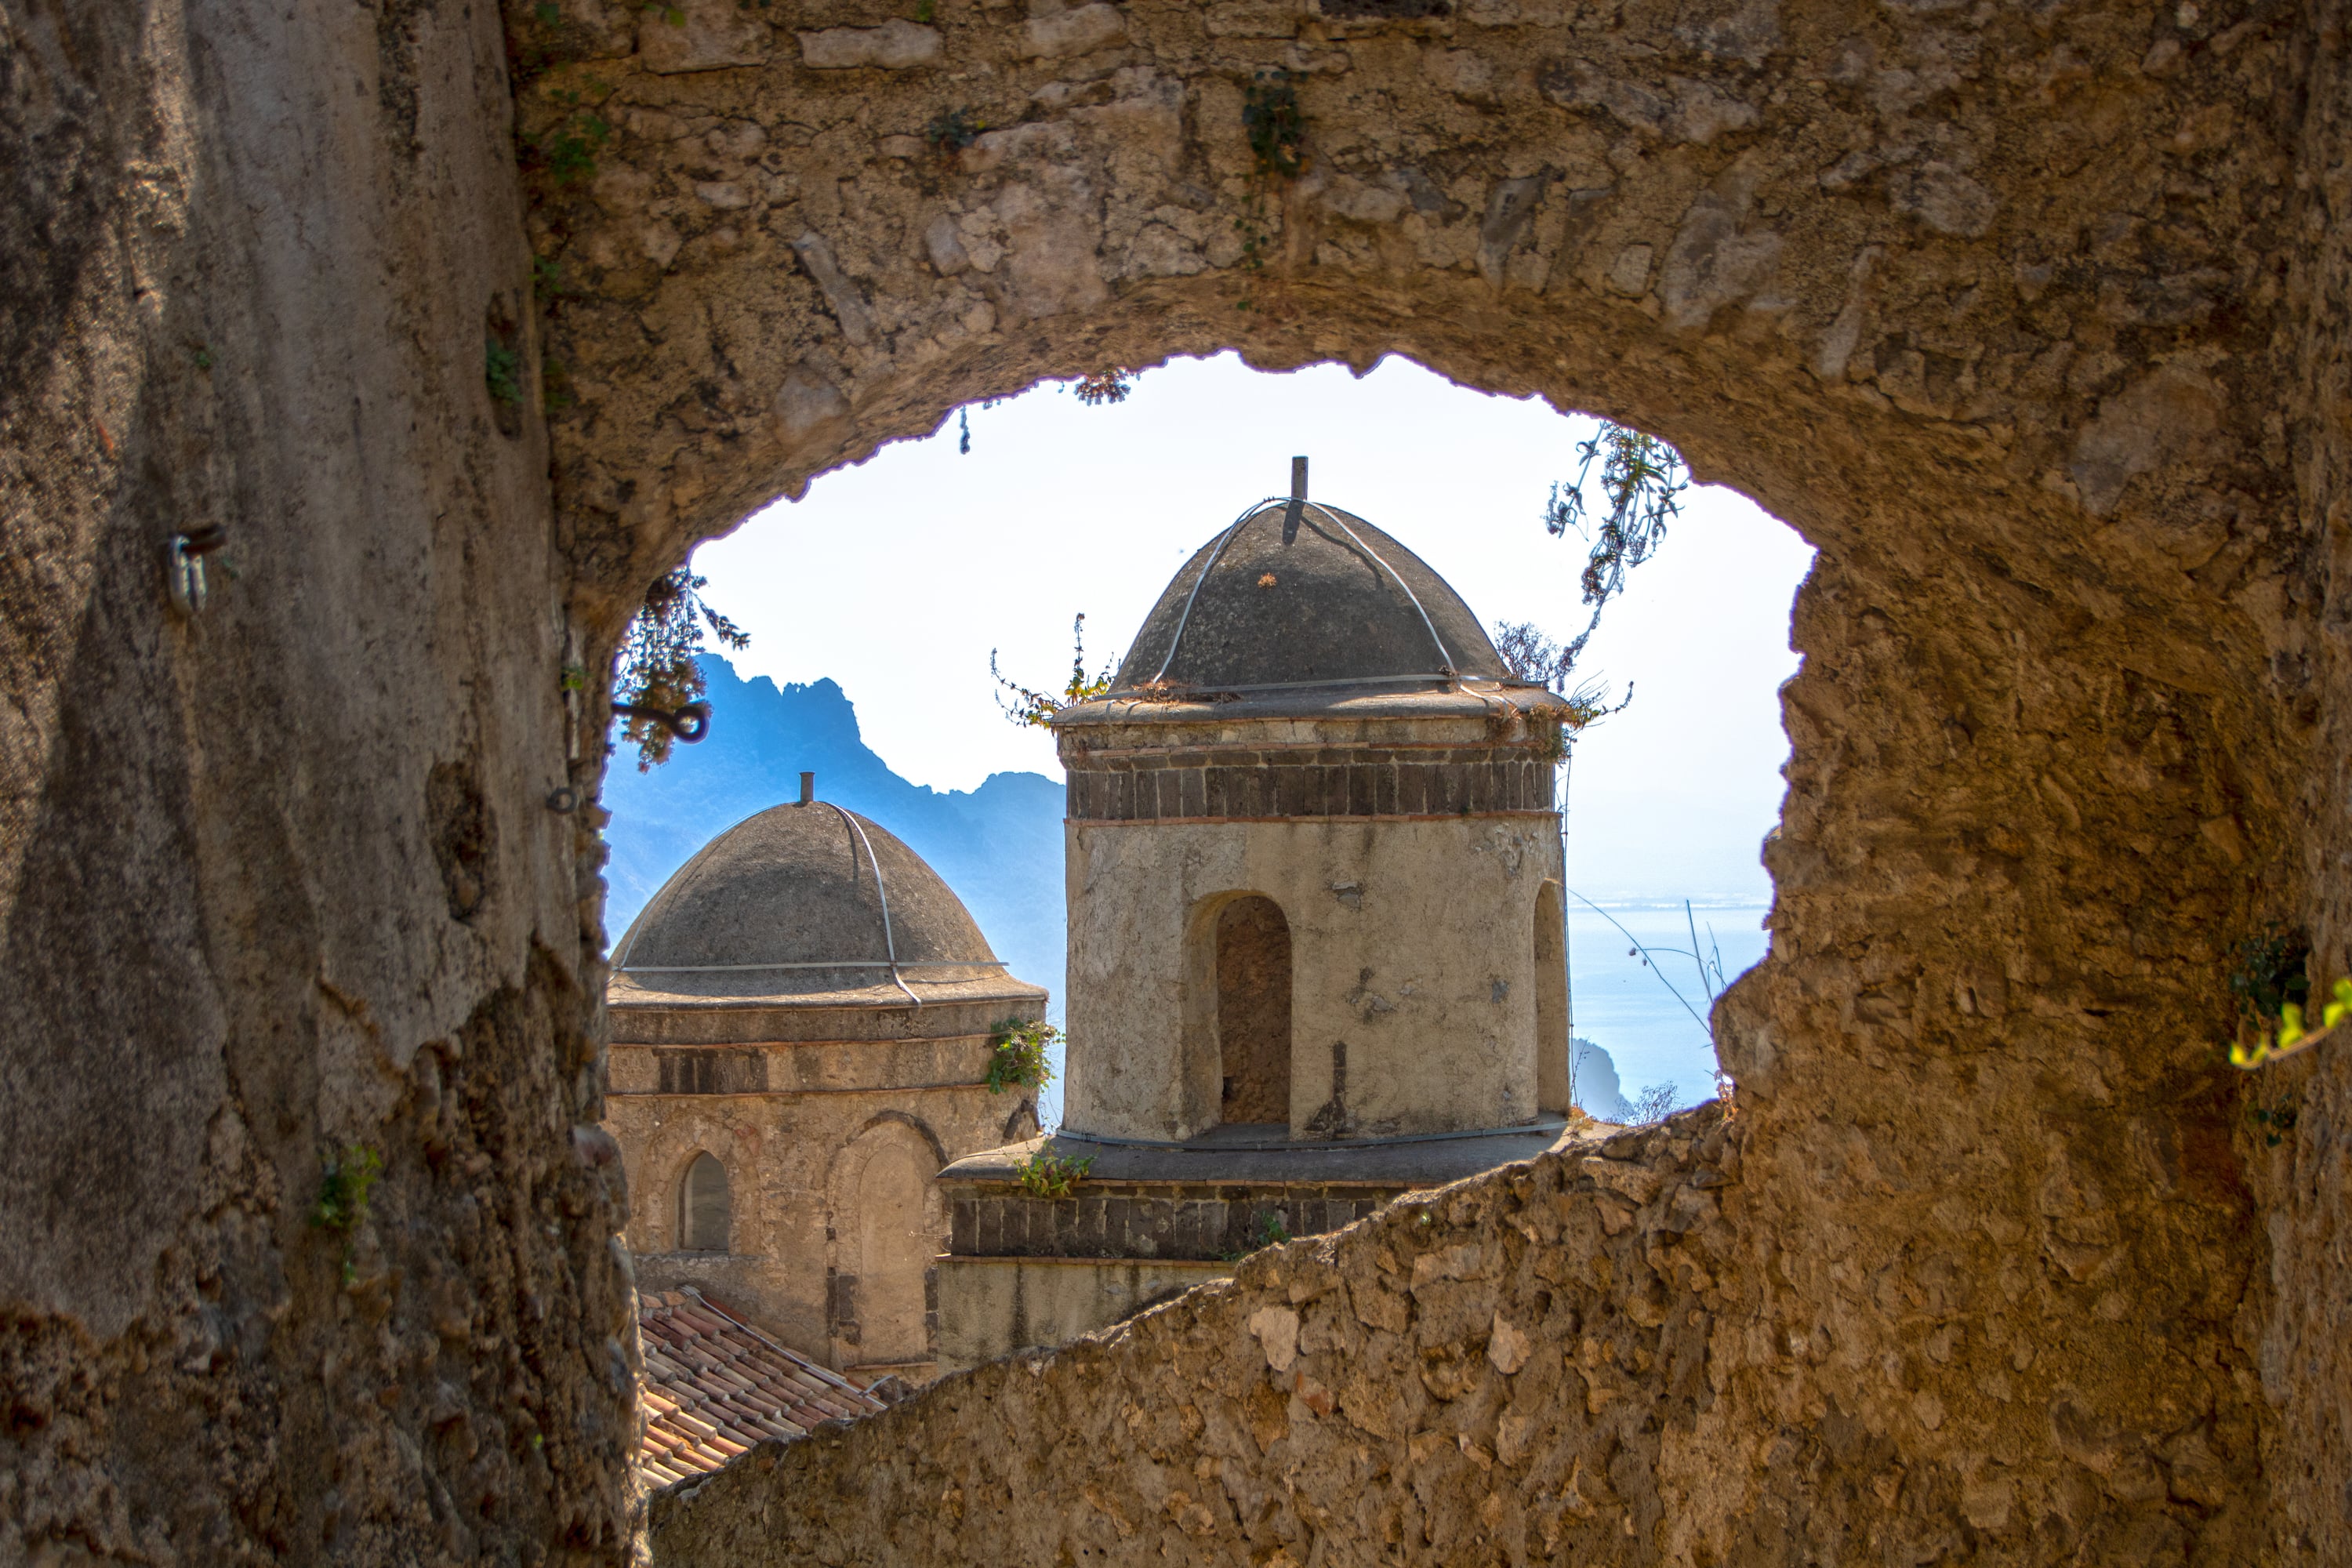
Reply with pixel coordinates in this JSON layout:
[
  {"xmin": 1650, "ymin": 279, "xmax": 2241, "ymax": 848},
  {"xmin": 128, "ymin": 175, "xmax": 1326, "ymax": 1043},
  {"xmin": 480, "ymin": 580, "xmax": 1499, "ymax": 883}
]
[{"xmin": 798, "ymin": 20, "xmax": 943, "ymax": 70}]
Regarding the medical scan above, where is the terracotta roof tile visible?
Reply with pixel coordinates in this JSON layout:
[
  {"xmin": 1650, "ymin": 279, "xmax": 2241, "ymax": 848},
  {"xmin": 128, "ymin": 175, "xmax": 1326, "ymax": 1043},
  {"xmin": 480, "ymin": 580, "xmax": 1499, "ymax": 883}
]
[{"xmin": 636, "ymin": 1288, "xmax": 885, "ymax": 1483}]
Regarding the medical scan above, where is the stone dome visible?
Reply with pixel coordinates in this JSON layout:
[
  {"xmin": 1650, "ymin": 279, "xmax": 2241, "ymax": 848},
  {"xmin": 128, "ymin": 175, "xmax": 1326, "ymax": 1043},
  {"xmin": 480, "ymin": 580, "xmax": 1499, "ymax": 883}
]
[
  {"xmin": 609, "ymin": 799, "xmax": 1027, "ymax": 1007},
  {"xmin": 1110, "ymin": 499, "xmax": 1509, "ymax": 694}
]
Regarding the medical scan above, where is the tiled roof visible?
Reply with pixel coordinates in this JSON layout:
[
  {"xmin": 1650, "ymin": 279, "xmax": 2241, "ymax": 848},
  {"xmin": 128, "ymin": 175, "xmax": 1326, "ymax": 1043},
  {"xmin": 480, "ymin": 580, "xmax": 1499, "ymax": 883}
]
[{"xmin": 637, "ymin": 1287, "xmax": 885, "ymax": 1486}]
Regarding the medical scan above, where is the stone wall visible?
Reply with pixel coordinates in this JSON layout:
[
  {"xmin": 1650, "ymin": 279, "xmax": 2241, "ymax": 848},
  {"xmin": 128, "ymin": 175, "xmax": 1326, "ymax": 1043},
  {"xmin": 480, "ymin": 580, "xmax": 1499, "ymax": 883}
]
[
  {"xmin": 648, "ymin": 1109, "xmax": 1867, "ymax": 1564},
  {"xmin": 0, "ymin": 0, "xmax": 638, "ymax": 1558},
  {"xmin": 9, "ymin": 0, "xmax": 2352, "ymax": 1553},
  {"xmin": 528, "ymin": 0, "xmax": 2333, "ymax": 1551}
]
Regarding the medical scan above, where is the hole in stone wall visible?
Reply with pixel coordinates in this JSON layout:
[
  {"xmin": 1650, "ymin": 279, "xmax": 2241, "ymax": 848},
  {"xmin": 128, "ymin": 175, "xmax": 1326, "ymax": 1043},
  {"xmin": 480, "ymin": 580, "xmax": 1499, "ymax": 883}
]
[
  {"xmin": 600, "ymin": 353, "xmax": 1814, "ymax": 1131},
  {"xmin": 1216, "ymin": 895, "xmax": 1294, "ymax": 1127}
]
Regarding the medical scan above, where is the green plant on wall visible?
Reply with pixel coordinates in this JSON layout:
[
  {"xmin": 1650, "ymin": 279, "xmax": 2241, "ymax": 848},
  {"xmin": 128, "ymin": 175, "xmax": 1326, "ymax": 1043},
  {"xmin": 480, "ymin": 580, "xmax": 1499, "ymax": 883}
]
[
  {"xmin": 484, "ymin": 335, "xmax": 523, "ymax": 405},
  {"xmin": 1241, "ymin": 70, "xmax": 1305, "ymax": 177},
  {"xmin": 1231, "ymin": 70, "xmax": 1307, "ymax": 308},
  {"xmin": 2249, "ymin": 1098, "xmax": 2300, "ymax": 1147},
  {"xmin": 925, "ymin": 106, "xmax": 986, "ymax": 153},
  {"xmin": 1221, "ymin": 1207, "xmax": 1293, "ymax": 1262},
  {"xmin": 1013, "ymin": 1148, "xmax": 1093, "ymax": 1199},
  {"xmin": 985, "ymin": 1018, "xmax": 1059, "ymax": 1093},
  {"xmin": 2226, "ymin": 924, "xmax": 2352, "ymax": 1068},
  {"xmin": 310, "ymin": 1145, "xmax": 383, "ymax": 1285}
]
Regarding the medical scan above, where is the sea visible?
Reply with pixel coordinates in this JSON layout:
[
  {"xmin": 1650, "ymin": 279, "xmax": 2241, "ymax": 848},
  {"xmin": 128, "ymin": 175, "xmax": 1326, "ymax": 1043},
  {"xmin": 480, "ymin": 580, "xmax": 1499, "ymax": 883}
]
[{"xmin": 1566, "ymin": 899, "xmax": 1769, "ymax": 1115}]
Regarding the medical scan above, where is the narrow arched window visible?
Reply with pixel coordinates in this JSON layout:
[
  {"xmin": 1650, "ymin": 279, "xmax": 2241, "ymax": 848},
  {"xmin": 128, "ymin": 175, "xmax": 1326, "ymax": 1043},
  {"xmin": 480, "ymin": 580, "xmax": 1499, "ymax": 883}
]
[
  {"xmin": 680, "ymin": 1152, "xmax": 731, "ymax": 1252},
  {"xmin": 1216, "ymin": 895, "xmax": 1293, "ymax": 1126}
]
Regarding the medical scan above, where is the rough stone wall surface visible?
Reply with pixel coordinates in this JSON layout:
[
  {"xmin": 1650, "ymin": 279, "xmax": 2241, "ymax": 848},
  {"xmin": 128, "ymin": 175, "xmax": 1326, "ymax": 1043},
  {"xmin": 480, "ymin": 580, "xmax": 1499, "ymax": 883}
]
[
  {"xmin": 0, "ymin": 0, "xmax": 636, "ymax": 1559},
  {"xmin": 520, "ymin": 0, "xmax": 2335, "ymax": 1554},
  {"xmin": 2256, "ymin": 0, "xmax": 2352, "ymax": 1555},
  {"xmin": 659, "ymin": 1102, "xmax": 2280, "ymax": 1564},
  {"xmin": 9, "ymin": 0, "xmax": 2352, "ymax": 1552}
]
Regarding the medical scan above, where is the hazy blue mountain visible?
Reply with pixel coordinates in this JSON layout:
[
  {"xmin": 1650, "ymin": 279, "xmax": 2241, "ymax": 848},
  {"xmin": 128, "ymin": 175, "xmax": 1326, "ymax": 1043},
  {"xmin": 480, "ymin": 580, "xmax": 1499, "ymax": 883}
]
[{"xmin": 599, "ymin": 657, "xmax": 1068, "ymax": 1036}]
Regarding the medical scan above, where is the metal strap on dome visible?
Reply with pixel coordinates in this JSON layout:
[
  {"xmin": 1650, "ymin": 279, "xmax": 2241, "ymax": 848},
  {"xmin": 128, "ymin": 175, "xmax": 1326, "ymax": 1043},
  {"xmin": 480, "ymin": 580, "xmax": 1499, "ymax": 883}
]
[
  {"xmin": 1298, "ymin": 500, "xmax": 1457, "ymax": 675},
  {"xmin": 1150, "ymin": 494, "xmax": 1287, "ymax": 684},
  {"xmin": 1148, "ymin": 495, "xmax": 1459, "ymax": 687},
  {"xmin": 825, "ymin": 803, "xmax": 922, "ymax": 1007}
]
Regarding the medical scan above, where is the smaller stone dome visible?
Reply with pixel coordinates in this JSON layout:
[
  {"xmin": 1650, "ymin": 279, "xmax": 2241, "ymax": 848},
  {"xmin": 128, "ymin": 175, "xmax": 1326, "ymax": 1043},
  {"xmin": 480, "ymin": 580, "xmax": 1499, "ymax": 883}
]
[
  {"xmin": 1111, "ymin": 499, "xmax": 1508, "ymax": 694},
  {"xmin": 609, "ymin": 799, "xmax": 1032, "ymax": 1009}
]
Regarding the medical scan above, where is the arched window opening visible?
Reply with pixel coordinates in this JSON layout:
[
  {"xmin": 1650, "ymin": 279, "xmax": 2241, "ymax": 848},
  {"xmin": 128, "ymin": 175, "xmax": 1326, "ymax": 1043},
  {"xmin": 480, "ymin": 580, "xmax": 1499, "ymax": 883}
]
[
  {"xmin": 1216, "ymin": 895, "xmax": 1293, "ymax": 1127},
  {"xmin": 1534, "ymin": 882, "xmax": 1570, "ymax": 1114},
  {"xmin": 679, "ymin": 1152, "xmax": 731, "ymax": 1252}
]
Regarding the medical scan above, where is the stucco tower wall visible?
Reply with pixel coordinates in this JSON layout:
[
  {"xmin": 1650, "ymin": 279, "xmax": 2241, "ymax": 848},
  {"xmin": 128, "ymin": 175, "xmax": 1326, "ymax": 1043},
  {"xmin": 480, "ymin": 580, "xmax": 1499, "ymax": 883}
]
[{"xmin": 1062, "ymin": 815, "xmax": 1563, "ymax": 1143}]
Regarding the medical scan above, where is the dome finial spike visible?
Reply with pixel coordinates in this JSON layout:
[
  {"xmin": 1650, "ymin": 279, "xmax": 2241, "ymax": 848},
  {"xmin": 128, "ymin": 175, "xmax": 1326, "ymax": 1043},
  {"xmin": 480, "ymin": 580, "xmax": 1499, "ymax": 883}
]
[{"xmin": 1282, "ymin": 455, "xmax": 1307, "ymax": 543}]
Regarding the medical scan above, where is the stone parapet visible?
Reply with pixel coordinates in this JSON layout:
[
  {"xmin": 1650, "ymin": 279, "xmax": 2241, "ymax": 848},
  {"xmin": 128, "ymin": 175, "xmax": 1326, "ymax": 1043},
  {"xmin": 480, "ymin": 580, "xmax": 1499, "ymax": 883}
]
[{"xmin": 934, "ymin": 1256, "xmax": 1234, "ymax": 1374}]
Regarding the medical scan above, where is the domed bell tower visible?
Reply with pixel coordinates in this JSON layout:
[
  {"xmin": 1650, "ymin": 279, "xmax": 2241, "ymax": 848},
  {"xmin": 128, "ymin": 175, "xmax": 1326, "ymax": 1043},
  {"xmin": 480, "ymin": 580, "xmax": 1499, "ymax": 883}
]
[
  {"xmin": 933, "ymin": 462, "xmax": 1583, "ymax": 1373},
  {"xmin": 1057, "ymin": 457, "xmax": 1576, "ymax": 1142}
]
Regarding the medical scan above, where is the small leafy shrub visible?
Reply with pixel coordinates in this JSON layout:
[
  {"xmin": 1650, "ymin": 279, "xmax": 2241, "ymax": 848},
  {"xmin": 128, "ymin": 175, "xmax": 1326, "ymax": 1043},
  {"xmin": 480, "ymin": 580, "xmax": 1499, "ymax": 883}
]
[
  {"xmin": 1014, "ymin": 1149, "xmax": 1094, "ymax": 1199},
  {"xmin": 311, "ymin": 1145, "xmax": 383, "ymax": 1232},
  {"xmin": 2249, "ymin": 1099, "xmax": 2300, "ymax": 1148},
  {"xmin": 311, "ymin": 1145, "xmax": 384, "ymax": 1285},
  {"xmin": 926, "ymin": 107, "xmax": 987, "ymax": 153},
  {"xmin": 2226, "ymin": 924, "xmax": 2352, "ymax": 1068},
  {"xmin": 529, "ymin": 91, "xmax": 612, "ymax": 187},
  {"xmin": 485, "ymin": 335, "xmax": 523, "ymax": 405},
  {"xmin": 1241, "ymin": 70, "xmax": 1305, "ymax": 177},
  {"xmin": 986, "ymin": 1018, "xmax": 1058, "ymax": 1093},
  {"xmin": 1221, "ymin": 1208, "xmax": 1294, "ymax": 1262}
]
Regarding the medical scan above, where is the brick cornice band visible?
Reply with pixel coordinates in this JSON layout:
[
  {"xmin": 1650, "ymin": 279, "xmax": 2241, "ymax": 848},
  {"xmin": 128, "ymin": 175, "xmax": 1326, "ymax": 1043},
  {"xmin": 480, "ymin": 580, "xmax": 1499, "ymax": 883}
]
[{"xmin": 1065, "ymin": 747, "xmax": 1559, "ymax": 823}]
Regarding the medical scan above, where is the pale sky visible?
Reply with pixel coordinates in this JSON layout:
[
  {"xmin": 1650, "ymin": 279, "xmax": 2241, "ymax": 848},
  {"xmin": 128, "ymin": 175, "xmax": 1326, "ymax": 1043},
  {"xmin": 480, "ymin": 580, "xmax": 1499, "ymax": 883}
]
[{"xmin": 691, "ymin": 352, "xmax": 1815, "ymax": 905}]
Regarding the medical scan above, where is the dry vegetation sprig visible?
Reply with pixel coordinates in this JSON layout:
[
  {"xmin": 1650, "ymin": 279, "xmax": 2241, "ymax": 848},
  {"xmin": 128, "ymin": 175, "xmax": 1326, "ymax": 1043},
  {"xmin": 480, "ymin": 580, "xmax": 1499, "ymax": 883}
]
[
  {"xmin": 612, "ymin": 568, "xmax": 750, "ymax": 768},
  {"xmin": 991, "ymin": 613, "xmax": 1119, "ymax": 729}
]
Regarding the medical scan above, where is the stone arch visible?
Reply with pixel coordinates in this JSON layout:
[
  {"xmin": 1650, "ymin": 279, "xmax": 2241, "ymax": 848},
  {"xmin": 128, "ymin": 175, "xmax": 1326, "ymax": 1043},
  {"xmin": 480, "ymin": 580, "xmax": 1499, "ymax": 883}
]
[
  {"xmin": 1533, "ymin": 880, "xmax": 1569, "ymax": 1114},
  {"xmin": 20, "ymin": 0, "xmax": 2347, "ymax": 1552},
  {"xmin": 677, "ymin": 1149, "xmax": 731, "ymax": 1254},
  {"xmin": 530, "ymin": 13, "xmax": 2307, "ymax": 1526},
  {"xmin": 825, "ymin": 1116, "xmax": 949, "ymax": 1371}
]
